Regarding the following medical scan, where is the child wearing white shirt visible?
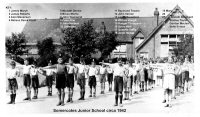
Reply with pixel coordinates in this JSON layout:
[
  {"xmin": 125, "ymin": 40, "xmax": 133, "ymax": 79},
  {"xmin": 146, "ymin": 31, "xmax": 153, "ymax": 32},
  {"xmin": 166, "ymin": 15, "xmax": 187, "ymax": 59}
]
[
  {"xmin": 7, "ymin": 61, "xmax": 19, "ymax": 104},
  {"xmin": 101, "ymin": 58, "xmax": 125, "ymax": 107},
  {"xmin": 23, "ymin": 58, "xmax": 32, "ymax": 101},
  {"xmin": 99, "ymin": 63, "xmax": 107, "ymax": 94},
  {"xmin": 76, "ymin": 59, "xmax": 87, "ymax": 100},
  {"xmin": 40, "ymin": 61, "xmax": 55, "ymax": 96},
  {"xmin": 87, "ymin": 60, "xmax": 98, "ymax": 97},
  {"xmin": 66, "ymin": 58, "xmax": 76, "ymax": 103},
  {"xmin": 107, "ymin": 65, "xmax": 113, "ymax": 91},
  {"xmin": 30, "ymin": 62, "xmax": 41, "ymax": 99}
]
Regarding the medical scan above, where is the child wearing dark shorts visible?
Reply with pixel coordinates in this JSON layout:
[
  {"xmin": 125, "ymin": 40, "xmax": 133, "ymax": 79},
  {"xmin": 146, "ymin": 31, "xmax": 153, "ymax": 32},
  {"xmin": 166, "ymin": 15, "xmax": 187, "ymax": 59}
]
[
  {"xmin": 23, "ymin": 58, "xmax": 32, "ymax": 101},
  {"xmin": 66, "ymin": 58, "xmax": 76, "ymax": 103},
  {"xmin": 77, "ymin": 59, "xmax": 87, "ymax": 100},
  {"xmin": 46, "ymin": 75, "xmax": 53, "ymax": 95},
  {"xmin": 144, "ymin": 67, "xmax": 148, "ymax": 91},
  {"xmin": 30, "ymin": 62, "xmax": 40, "ymax": 99},
  {"xmin": 40, "ymin": 61, "xmax": 55, "ymax": 96},
  {"xmin": 107, "ymin": 65, "xmax": 113, "ymax": 91},
  {"xmin": 99, "ymin": 63, "xmax": 107, "ymax": 94},
  {"xmin": 43, "ymin": 57, "xmax": 67, "ymax": 106},
  {"xmin": 88, "ymin": 76, "xmax": 96, "ymax": 96},
  {"xmin": 31, "ymin": 76, "xmax": 39, "ymax": 98},
  {"xmin": 102, "ymin": 59, "xmax": 125, "ymax": 107},
  {"xmin": 7, "ymin": 61, "xmax": 19, "ymax": 104},
  {"xmin": 88, "ymin": 60, "xmax": 98, "ymax": 97},
  {"xmin": 140, "ymin": 66, "xmax": 145, "ymax": 92},
  {"xmin": 114, "ymin": 74, "xmax": 124, "ymax": 107}
]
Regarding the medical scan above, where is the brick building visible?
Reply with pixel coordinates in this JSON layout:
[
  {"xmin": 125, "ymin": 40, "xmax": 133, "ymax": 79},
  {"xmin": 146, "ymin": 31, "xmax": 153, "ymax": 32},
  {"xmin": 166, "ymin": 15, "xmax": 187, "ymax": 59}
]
[{"xmin": 22, "ymin": 5, "xmax": 193, "ymax": 59}]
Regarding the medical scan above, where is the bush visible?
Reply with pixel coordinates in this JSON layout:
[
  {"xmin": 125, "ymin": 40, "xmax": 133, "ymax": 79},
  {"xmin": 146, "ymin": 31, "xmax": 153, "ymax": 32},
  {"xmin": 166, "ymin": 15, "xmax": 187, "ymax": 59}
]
[{"xmin": 13, "ymin": 56, "xmax": 24, "ymax": 64}]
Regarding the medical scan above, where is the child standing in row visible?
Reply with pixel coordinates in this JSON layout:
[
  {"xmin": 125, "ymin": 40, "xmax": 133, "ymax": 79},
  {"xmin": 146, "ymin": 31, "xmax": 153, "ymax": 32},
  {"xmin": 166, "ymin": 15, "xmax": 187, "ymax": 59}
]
[
  {"xmin": 43, "ymin": 57, "xmax": 68, "ymax": 106},
  {"xmin": 107, "ymin": 59, "xmax": 114, "ymax": 91},
  {"xmin": 45, "ymin": 61, "xmax": 55, "ymax": 96},
  {"xmin": 76, "ymin": 58, "xmax": 87, "ymax": 100},
  {"xmin": 23, "ymin": 58, "xmax": 32, "ymax": 101},
  {"xmin": 99, "ymin": 62, "xmax": 107, "ymax": 94},
  {"xmin": 66, "ymin": 58, "xmax": 76, "ymax": 103},
  {"xmin": 7, "ymin": 61, "xmax": 19, "ymax": 104},
  {"xmin": 30, "ymin": 62, "xmax": 40, "ymax": 99},
  {"xmin": 88, "ymin": 60, "xmax": 98, "ymax": 97}
]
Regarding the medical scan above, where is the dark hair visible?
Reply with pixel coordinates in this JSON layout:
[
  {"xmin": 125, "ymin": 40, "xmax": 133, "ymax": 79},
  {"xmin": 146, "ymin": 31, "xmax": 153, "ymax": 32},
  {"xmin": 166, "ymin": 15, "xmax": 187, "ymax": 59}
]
[
  {"xmin": 24, "ymin": 58, "xmax": 29, "ymax": 61},
  {"xmin": 117, "ymin": 58, "xmax": 122, "ymax": 62},
  {"xmin": 10, "ymin": 61, "xmax": 16, "ymax": 66},
  {"xmin": 33, "ymin": 61, "xmax": 37, "ymax": 66}
]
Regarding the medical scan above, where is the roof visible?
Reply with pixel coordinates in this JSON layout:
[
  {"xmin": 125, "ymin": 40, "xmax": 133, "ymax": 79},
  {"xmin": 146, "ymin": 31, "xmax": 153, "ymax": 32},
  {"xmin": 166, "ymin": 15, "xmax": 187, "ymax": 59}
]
[
  {"xmin": 22, "ymin": 19, "xmax": 62, "ymax": 43},
  {"xmin": 22, "ymin": 17, "xmax": 163, "ymax": 43},
  {"xmin": 131, "ymin": 27, "xmax": 147, "ymax": 39},
  {"xmin": 136, "ymin": 5, "xmax": 194, "ymax": 51},
  {"xmin": 25, "ymin": 42, "xmax": 61, "ymax": 46}
]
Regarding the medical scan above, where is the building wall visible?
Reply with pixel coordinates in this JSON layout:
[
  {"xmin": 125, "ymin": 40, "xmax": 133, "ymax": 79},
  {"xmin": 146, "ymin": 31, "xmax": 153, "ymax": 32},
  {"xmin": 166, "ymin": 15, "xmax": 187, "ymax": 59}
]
[
  {"xmin": 126, "ymin": 43, "xmax": 133, "ymax": 58},
  {"xmin": 137, "ymin": 10, "xmax": 193, "ymax": 58},
  {"xmin": 155, "ymin": 13, "xmax": 193, "ymax": 58},
  {"xmin": 137, "ymin": 36, "xmax": 155, "ymax": 58}
]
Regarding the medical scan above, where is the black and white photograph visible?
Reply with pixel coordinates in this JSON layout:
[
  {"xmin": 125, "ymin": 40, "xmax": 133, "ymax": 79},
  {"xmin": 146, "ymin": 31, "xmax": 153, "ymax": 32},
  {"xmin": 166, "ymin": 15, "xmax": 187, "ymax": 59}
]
[{"xmin": 2, "ymin": 0, "xmax": 199, "ymax": 115}]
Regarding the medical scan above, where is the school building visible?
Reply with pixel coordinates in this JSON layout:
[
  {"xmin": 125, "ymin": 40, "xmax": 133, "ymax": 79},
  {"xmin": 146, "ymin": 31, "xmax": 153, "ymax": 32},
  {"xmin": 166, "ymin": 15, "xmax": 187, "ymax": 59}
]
[{"xmin": 22, "ymin": 5, "xmax": 193, "ymax": 59}]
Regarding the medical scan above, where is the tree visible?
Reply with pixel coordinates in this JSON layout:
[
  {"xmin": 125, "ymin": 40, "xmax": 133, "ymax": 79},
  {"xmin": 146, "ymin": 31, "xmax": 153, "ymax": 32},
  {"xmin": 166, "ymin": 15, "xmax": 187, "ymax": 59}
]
[
  {"xmin": 37, "ymin": 37, "xmax": 57, "ymax": 66},
  {"xmin": 61, "ymin": 19, "xmax": 119, "ymax": 60},
  {"xmin": 61, "ymin": 19, "xmax": 97, "ymax": 58},
  {"xmin": 173, "ymin": 34, "xmax": 194, "ymax": 58},
  {"xmin": 95, "ymin": 31, "xmax": 119, "ymax": 59},
  {"xmin": 6, "ymin": 32, "xmax": 27, "ymax": 57}
]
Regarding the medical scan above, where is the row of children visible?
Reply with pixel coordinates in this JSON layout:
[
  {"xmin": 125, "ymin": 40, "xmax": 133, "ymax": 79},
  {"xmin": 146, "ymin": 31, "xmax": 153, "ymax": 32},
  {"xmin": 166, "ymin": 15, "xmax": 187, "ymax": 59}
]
[{"xmin": 6, "ymin": 55, "xmax": 194, "ymax": 108}]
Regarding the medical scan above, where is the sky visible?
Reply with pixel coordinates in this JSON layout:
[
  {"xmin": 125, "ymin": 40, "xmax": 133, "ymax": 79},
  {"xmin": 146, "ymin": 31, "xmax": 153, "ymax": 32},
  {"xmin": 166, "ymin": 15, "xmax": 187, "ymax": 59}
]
[{"xmin": 5, "ymin": 3, "xmax": 194, "ymax": 36}]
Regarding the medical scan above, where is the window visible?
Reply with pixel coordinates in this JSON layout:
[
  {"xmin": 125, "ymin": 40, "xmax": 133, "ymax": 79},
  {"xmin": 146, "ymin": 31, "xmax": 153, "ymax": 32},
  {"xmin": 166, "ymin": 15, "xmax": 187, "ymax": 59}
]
[
  {"xmin": 161, "ymin": 42, "xmax": 168, "ymax": 44},
  {"xmin": 160, "ymin": 34, "xmax": 181, "ymax": 57},
  {"xmin": 169, "ymin": 41, "xmax": 177, "ymax": 50},
  {"xmin": 169, "ymin": 35, "xmax": 176, "ymax": 38},
  {"xmin": 169, "ymin": 34, "xmax": 177, "ymax": 41},
  {"xmin": 161, "ymin": 35, "xmax": 168, "ymax": 38},
  {"xmin": 161, "ymin": 34, "xmax": 168, "ymax": 42},
  {"xmin": 177, "ymin": 35, "xmax": 181, "ymax": 42},
  {"xmin": 169, "ymin": 41, "xmax": 176, "ymax": 45}
]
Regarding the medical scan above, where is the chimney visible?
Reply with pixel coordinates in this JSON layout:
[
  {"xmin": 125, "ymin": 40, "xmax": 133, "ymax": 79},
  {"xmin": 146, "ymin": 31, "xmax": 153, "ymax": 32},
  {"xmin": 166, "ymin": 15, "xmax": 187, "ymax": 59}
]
[{"xmin": 154, "ymin": 8, "xmax": 159, "ymax": 26}]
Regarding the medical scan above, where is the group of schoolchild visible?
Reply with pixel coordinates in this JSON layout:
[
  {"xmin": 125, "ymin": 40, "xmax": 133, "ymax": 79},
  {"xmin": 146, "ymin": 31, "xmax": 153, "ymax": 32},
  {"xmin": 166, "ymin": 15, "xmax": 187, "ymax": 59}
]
[{"xmin": 6, "ymin": 55, "xmax": 194, "ymax": 108}]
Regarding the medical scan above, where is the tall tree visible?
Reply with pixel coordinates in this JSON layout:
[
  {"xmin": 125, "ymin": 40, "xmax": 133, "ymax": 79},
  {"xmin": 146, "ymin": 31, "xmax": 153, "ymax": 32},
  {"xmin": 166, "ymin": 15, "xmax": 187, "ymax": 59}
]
[
  {"xmin": 95, "ymin": 31, "xmax": 118, "ymax": 59},
  {"xmin": 173, "ymin": 34, "xmax": 194, "ymax": 57},
  {"xmin": 61, "ymin": 19, "xmax": 97, "ymax": 58},
  {"xmin": 37, "ymin": 37, "xmax": 57, "ymax": 66},
  {"xmin": 61, "ymin": 19, "xmax": 119, "ymax": 60},
  {"xmin": 6, "ymin": 32, "xmax": 27, "ymax": 57}
]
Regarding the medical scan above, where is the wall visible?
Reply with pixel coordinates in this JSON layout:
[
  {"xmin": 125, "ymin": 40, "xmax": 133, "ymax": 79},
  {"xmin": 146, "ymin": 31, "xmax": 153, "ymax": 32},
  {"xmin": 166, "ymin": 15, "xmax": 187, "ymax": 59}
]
[
  {"xmin": 126, "ymin": 43, "xmax": 133, "ymax": 58},
  {"xmin": 137, "ymin": 10, "xmax": 193, "ymax": 58}
]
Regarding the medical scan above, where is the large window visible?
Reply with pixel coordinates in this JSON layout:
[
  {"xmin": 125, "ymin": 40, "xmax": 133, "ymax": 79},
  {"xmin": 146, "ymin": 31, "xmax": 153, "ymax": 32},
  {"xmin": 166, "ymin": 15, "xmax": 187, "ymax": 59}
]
[
  {"xmin": 160, "ymin": 34, "xmax": 180, "ymax": 57},
  {"xmin": 169, "ymin": 34, "xmax": 177, "ymax": 41},
  {"xmin": 161, "ymin": 34, "xmax": 168, "ymax": 42}
]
